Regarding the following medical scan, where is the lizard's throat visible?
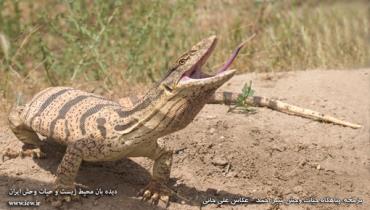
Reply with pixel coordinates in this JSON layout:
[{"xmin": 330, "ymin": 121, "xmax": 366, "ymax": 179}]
[{"xmin": 127, "ymin": 94, "xmax": 209, "ymax": 139}]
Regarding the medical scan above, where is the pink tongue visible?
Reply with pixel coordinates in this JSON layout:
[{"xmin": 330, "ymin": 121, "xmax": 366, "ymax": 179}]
[{"xmin": 217, "ymin": 38, "xmax": 251, "ymax": 73}]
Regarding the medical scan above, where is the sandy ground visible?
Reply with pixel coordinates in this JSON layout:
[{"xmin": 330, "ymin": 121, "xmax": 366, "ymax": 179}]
[{"xmin": 0, "ymin": 69, "xmax": 369, "ymax": 210}]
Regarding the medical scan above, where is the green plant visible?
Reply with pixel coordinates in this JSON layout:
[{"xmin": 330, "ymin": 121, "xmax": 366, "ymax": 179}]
[
  {"xmin": 233, "ymin": 81, "xmax": 256, "ymax": 113},
  {"xmin": 0, "ymin": 0, "xmax": 368, "ymax": 107}
]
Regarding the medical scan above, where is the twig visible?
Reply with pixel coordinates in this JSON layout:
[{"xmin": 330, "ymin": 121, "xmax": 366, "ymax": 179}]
[{"xmin": 11, "ymin": 25, "xmax": 42, "ymax": 62}]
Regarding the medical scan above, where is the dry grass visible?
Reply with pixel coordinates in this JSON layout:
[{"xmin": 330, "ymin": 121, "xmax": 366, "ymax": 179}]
[{"xmin": 0, "ymin": 0, "xmax": 369, "ymax": 108}]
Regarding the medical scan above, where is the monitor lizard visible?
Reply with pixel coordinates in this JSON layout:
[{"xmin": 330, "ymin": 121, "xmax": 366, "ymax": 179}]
[
  {"xmin": 4, "ymin": 35, "xmax": 247, "ymax": 207},
  {"xmin": 4, "ymin": 35, "xmax": 361, "ymax": 207}
]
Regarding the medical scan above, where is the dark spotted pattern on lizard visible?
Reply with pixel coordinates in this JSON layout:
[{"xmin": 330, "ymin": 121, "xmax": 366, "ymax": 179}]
[{"xmin": 6, "ymin": 35, "xmax": 247, "ymax": 206}]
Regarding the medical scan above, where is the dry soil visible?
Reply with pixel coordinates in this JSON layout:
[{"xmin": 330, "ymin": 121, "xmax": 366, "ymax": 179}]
[{"xmin": 0, "ymin": 69, "xmax": 369, "ymax": 210}]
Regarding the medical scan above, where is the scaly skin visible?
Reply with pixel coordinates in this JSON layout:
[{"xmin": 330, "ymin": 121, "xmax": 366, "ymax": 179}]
[{"xmin": 6, "ymin": 35, "xmax": 245, "ymax": 206}]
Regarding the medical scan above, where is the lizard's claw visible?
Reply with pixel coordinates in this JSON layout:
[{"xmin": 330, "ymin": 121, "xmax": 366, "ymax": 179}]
[
  {"xmin": 46, "ymin": 194, "xmax": 80, "ymax": 207},
  {"xmin": 2, "ymin": 147, "xmax": 46, "ymax": 161},
  {"xmin": 46, "ymin": 193, "xmax": 81, "ymax": 207},
  {"xmin": 45, "ymin": 185, "xmax": 82, "ymax": 207},
  {"xmin": 137, "ymin": 180, "xmax": 171, "ymax": 207}
]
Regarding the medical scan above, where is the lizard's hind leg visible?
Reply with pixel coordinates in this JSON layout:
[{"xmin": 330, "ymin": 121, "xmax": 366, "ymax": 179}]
[{"xmin": 3, "ymin": 106, "xmax": 45, "ymax": 161}]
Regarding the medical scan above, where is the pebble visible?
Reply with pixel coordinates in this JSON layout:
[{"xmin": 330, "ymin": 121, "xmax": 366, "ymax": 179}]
[
  {"xmin": 293, "ymin": 185, "xmax": 303, "ymax": 193},
  {"xmin": 208, "ymin": 128, "xmax": 216, "ymax": 134},
  {"xmin": 226, "ymin": 172, "xmax": 237, "ymax": 178},
  {"xmin": 316, "ymin": 164, "xmax": 321, "ymax": 170},
  {"xmin": 212, "ymin": 157, "xmax": 228, "ymax": 166},
  {"xmin": 272, "ymin": 145, "xmax": 286, "ymax": 152},
  {"xmin": 206, "ymin": 115, "xmax": 216, "ymax": 120}
]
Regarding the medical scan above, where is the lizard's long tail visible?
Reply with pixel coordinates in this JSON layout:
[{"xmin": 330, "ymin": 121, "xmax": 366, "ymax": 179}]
[{"xmin": 209, "ymin": 91, "xmax": 362, "ymax": 129}]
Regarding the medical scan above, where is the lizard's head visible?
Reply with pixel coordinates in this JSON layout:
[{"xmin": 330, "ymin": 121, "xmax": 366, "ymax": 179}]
[
  {"xmin": 126, "ymin": 36, "xmax": 247, "ymax": 137},
  {"xmin": 160, "ymin": 35, "xmax": 245, "ymax": 96}
]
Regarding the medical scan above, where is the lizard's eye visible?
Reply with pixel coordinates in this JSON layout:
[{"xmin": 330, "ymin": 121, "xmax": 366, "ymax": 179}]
[
  {"xmin": 177, "ymin": 52, "xmax": 191, "ymax": 65},
  {"xmin": 178, "ymin": 58, "xmax": 187, "ymax": 65}
]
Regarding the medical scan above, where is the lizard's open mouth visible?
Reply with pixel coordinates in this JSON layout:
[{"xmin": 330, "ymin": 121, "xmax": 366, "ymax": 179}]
[{"xmin": 179, "ymin": 41, "xmax": 246, "ymax": 85}]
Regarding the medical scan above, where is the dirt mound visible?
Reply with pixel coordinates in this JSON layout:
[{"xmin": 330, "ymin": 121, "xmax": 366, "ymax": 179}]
[{"xmin": 0, "ymin": 69, "xmax": 369, "ymax": 210}]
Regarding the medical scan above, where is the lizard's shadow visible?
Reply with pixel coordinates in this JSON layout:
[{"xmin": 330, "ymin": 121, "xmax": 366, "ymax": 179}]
[{"xmin": 31, "ymin": 140, "xmax": 255, "ymax": 208}]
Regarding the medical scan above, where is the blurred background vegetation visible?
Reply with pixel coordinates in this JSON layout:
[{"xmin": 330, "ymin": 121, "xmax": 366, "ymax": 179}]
[{"xmin": 0, "ymin": 0, "xmax": 369, "ymax": 107}]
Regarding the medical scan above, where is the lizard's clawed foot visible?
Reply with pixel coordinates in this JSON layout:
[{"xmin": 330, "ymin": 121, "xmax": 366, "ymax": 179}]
[
  {"xmin": 47, "ymin": 193, "xmax": 80, "ymax": 208},
  {"xmin": 2, "ymin": 147, "xmax": 46, "ymax": 161},
  {"xmin": 46, "ymin": 185, "xmax": 82, "ymax": 207},
  {"xmin": 137, "ymin": 180, "xmax": 171, "ymax": 206}
]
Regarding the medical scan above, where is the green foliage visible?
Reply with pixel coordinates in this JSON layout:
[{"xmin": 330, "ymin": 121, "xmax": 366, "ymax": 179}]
[
  {"xmin": 0, "ymin": 0, "xmax": 368, "ymax": 102},
  {"xmin": 237, "ymin": 81, "xmax": 255, "ymax": 107},
  {"xmin": 123, "ymin": 0, "xmax": 196, "ymax": 82},
  {"xmin": 234, "ymin": 81, "xmax": 256, "ymax": 113}
]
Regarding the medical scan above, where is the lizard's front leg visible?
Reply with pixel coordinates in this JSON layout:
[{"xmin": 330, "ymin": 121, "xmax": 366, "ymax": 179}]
[
  {"xmin": 3, "ymin": 106, "xmax": 46, "ymax": 161},
  {"xmin": 49, "ymin": 143, "xmax": 83, "ymax": 207},
  {"xmin": 135, "ymin": 141, "xmax": 173, "ymax": 205}
]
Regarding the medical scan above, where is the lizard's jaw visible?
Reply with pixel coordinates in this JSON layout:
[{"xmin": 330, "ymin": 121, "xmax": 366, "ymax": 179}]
[
  {"xmin": 178, "ymin": 40, "xmax": 245, "ymax": 87},
  {"xmin": 178, "ymin": 68, "xmax": 236, "ymax": 88}
]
